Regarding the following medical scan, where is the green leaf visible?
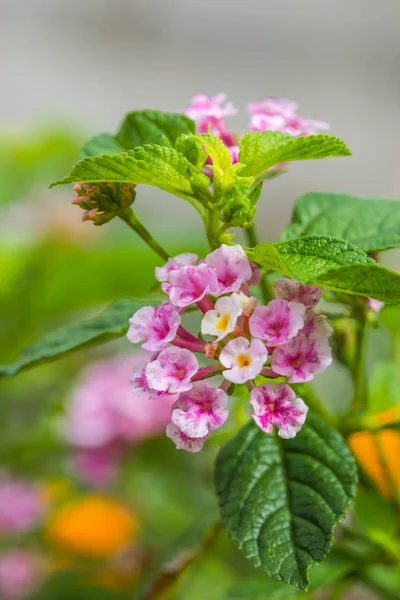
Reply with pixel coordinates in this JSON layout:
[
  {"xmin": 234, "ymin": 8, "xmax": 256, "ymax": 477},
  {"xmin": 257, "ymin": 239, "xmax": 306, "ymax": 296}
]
[
  {"xmin": 248, "ymin": 236, "xmax": 400, "ymax": 303},
  {"xmin": 215, "ymin": 414, "xmax": 358, "ymax": 590},
  {"xmin": 282, "ymin": 192, "xmax": 400, "ymax": 253},
  {"xmin": 116, "ymin": 110, "xmax": 195, "ymax": 150},
  {"xmin": 175, "ymin": 134, "xmax": 208, "ymax": 170},
  {"xmin": 77, "ymin": 133, "xmax": 124, "ymax": 160},
  {"xmin": 228, "ymin": 550, "xmax": 355, "ymax": 599},
  {"xmin": 0, "ymin": 298, "xmax": 154, "ymax": 378},
  {"xmin": 248, "ymin": 236, "xmax": 371, "ymax": 280},
  {"xmin": 315, "ymin": 263, "xmax": 400, "ymax": 304},
  {"xmin": 380, "ymin": 305, "xmax": 400, "ymax": 336},
  {"xmin": 369, "ymin": 362, "xmax": 400, "ymax": 413},
  {"xmin": 50, "ymin": 145, "xmax": 210, "ymax": 198},
  {"xmin": 238, "ymin": 132, "xmax": 351, "ymax": 180}
]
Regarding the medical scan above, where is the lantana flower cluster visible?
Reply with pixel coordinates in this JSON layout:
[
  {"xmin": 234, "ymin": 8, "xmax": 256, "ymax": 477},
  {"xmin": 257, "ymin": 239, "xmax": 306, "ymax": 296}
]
[
  {"xmin": 127, "ymin": 245, "xmax": 332, "ymax": 452},
  {"xmin": 185, "ymin": 93, "xmax": 329, "ymax": 164}
]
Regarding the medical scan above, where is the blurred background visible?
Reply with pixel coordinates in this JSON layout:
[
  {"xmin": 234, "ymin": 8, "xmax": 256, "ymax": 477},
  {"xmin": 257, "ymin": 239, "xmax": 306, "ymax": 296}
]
[{"xmin": 1, "ymin": 1, "xmax": 400, "ymax": 598}]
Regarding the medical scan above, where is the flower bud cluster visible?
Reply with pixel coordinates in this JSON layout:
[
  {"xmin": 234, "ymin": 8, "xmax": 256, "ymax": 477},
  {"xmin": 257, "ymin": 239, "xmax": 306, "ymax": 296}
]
[
  {"xmin": 72, "ymin": 182, "xmax": 136, "ymax": 225},
  {"xmin": 127, "ymin": 245, "xmax": 333, "ymax": 452}
]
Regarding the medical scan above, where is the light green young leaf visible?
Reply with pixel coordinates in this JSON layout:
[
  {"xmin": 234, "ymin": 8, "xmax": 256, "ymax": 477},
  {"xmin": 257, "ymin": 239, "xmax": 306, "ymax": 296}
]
[
  {"xmin": 282, "ymin": 192, "xmax": 400, "ymax": 252},
  {"xmin": 238, "ymin": 132, "xmax": 351, "ymax": 181},
  {"xmin": 0, "ymin": 299, "xmax": 155, "ymax": 378},
  {"xmin": 77, "ymin": 133, "xmax": 124, "ymax": 160},
  {"xmin": 248, "ymin": 236, "xmax": 400, "ymax": 303},
  {"xmin": 215, "ymin": 415, "xmax": 357, "ymax": 590},
  {"xmin": 116, "ymin": 110, "xmax": 195, "ymax": 150},
  {"xmin": 50, "ymin": 145, "xmax": 210, "ymax": 199},
  {"xmin": 175, "ymin": 134, "xmax": 208, "ymax": 170},
  {"xmin": 190, "ymin": 133, "xmax": 235, "ymax": 198}
]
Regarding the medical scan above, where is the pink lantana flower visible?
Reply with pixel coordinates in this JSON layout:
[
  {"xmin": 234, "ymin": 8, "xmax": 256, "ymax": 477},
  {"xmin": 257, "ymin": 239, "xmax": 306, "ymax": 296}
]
[
  {"xmin": 271, "ymin": 334, "xmax": 332, "ymax": 383},
  {"xmin": 166, "ymin": 423, "xmax": 208, "ymax": 453},
  {"xmin": 249, "ymin": 299, "xmax": 305, "ymax": 346},
  {"xmin": 250, "ymin": 383, "xmax": 308, "ymax": 438},
  {"xmin": 205, "ymin": 244, "xmax": 253, "ymax": 295},
  {"xmin": 171, "ymin": 382, "xmax": 228, "ymax": 438},
  {"xmin": 273, "ymin": 278, "xmax": 323, "ymax": 308},
  {"xmin": 301, "ymin": 310, "xmax": 333, "ymax": 338},
  {"xmin": 155, "ymin": 253, "xmax": 198, "ymax": 282},
  {"xmin": 201, "ymin": 294, "xmax": 243, "ymax": 341},
  {"xmin": 220, "ymin": 337, "xmax": 267, "ymax": 384},
  {"xmin": 163, "ymin": 263, "xmax": 219, "ymax": 308},
  {"xmin": 185, "ymin": 93, "xmax": 237, "ymax": 134},
  {"xmin": 246, "ymin": 97, "xmax": 299, "ymax": 118},
  {"xmin": 247, "ymin": 97, "xmax": 329, "ymax": 137},
  {"xmin": 129, "ymin": 361, "xmax": 152, "ymax": 396},
  {"xmin": 127, "ymin": 303, "xmax": 180, "ymax": 351},
  {"xmin": 145, "ymin": 347, "xmax": 198, "ymax": 394},
  {"xmin": 0, "ymin": 478, "xmax": 43, "ymax": 536}
]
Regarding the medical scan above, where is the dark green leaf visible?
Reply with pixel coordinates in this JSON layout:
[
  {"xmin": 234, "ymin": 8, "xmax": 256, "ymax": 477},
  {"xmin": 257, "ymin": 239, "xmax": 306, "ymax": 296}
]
[
  {"xmin": 248, "ymin": 236, "xmax": 400, "ymax": 303},
  {"xmin": 238, "ymin": 132, "xmax": 351, "ymax": 180},
  {"xmin": 215, "ymin": 415, "xmax": 357, "ymax": 590},
  {"xmin": 0, "ymin": 298, "xmax": 154, "ymax": 378},
  {"xmin": 282, "ymin": 192, "xmax": 400, "ymax": 252},
  {"xmin": 77, "ymin": 133, "xmax": 124, "ymax": 160},
  {"xmin": 228, "ymin": 550, "xmax": 355, "ymax": 599},
  {"xmin": 116, "ymin": 110, "xmax": 195, "ymax": 150}
]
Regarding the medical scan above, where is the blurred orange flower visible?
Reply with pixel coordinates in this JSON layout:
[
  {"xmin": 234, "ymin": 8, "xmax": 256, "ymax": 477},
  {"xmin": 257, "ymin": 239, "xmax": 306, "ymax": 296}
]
[
  {"xmin": 349, "ymin": 428, "xmax": 400, "ymax": 501},
  {"xmin": 45, "ymin": 495, "xmax": 139, "ymax": 558}
]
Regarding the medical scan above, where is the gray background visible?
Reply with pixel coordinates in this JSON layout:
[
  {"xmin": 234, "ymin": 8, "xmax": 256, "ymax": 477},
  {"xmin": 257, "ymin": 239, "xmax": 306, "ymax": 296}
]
[{"xmin": 1, "ymin": 0, "xmax": 400, "ymax": 239}]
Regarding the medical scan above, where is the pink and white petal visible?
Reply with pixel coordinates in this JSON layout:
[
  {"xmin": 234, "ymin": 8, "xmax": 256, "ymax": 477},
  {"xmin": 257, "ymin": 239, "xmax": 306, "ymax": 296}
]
[{"xmin": 166, "ymin": 423, "xmax": 208, "ymax": 453}]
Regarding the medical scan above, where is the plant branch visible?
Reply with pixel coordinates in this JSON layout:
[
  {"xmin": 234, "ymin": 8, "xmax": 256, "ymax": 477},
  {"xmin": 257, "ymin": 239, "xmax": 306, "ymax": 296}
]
[
  {"xmin": 350, "ymin": 312, "xmax": 369, "ymax": 415},
  {"xmin": 118, "ymin": 207, "xmax": 170, "ymax": 261}
]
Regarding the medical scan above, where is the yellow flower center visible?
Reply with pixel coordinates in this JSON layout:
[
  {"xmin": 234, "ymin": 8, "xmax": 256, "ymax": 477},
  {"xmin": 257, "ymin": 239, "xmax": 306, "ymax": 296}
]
[
  {"xmin": 216, "ymin": 313, "xmax": 230, "ymax": 332},
  {"xmin": 236, "ymin": 354, "xmax": 252, "ymax": 369}
]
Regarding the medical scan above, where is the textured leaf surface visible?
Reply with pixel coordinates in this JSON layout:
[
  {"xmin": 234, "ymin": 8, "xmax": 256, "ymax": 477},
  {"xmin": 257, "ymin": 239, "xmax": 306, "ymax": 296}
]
[
  {"xmin": 282, "ymin": 192, "xmax": 400, "ymax": 252},
  {"xmin": 248, "ymin": 236, "xmax": 400, "ymax": 303},
  {"xmin": 315, "ymin": 263, "xmax": 400, "ymax": 303},
  {"xmin": 51, "ymin": 145, "xmax": 207, "ymax": 196},
  {"xmin": 248, "ymin": 236, "xmax": 371, "ymax": 280},
  {"xmin": 238, "ymin": 132, "xmax": 351, "ymax": 180},
  {"xmin": 0, "ymin": 299, "xmax": 152, "ymax": 378},
  {"xmin": 77, "ymin": 133, "xmax": 124, "ymax": 160},
  {"xmin": 215, "ymin": 415, "xmax": 357, "ymax": 590},
  {"xmin": 116, "ymin": 110, "xmax": 195, "ymax": 150},
  {"xmin": 228, "ymin": 550, "xmax": 355, "ymax": 598}
]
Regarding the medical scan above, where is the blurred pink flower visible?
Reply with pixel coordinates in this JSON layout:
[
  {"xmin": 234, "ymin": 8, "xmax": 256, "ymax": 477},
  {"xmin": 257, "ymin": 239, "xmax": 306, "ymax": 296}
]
[
  {"xmin": 65, "ymin": 355, "xmax": 175, "ymax": 483},
  {"xmin": 0, "ymin": 550, "xmax": 43, "ymax": 599},
  {"xmin": 0, "ymin": 477, "xmax": 43, "ymax": 536}
]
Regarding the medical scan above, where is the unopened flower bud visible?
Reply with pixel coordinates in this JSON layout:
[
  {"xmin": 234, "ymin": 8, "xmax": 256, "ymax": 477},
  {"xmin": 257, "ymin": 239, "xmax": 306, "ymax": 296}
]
[{"xmin": 71, "ymin": 182, "xmax": 136, "ymax": 226}]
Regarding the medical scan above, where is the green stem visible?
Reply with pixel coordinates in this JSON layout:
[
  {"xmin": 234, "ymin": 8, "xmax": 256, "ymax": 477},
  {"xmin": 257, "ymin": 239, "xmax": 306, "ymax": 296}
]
[
  {"xmin": 244, "ymin": 225, "xmax": 258, "ymax": 248},
  {"xmin": 118, "ymin": 207, "xmax": 170, "ymax": 261},
  {"xmin": 206, "ymin": 210, "xmax": 221, "ymax": 250},
  {"xmin": 351, "ymin": 315, "xmax": 368, "ymax": 415},
  {"xmin": 244, "ymin": 226, "xmax": 274, "ymax": 303}
]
